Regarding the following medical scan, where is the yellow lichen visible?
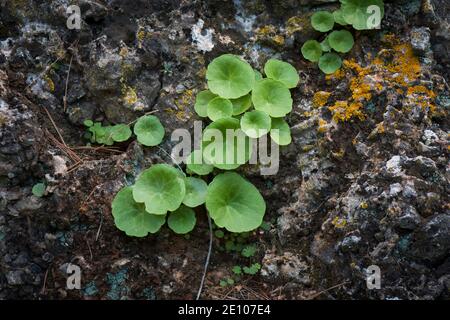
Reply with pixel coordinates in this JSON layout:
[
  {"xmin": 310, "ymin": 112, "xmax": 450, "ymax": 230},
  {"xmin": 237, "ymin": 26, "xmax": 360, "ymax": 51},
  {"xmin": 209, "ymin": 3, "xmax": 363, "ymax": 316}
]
[
  {"xmin": 44, "ymin": 74, "xmax": 55, "ymax": 92},
  {"xmin": 360, "ymin": 202, "xmax": 368, "ymax": 209},
  {"xmin": 312, "ymin": 91, "xmax": 331, "ymax": 108},
  {"xmin": 318, "ymin": 118, "xmax": 328, "ymax": 133},
  {"xmin": 122, "ymin": 85, "xmax": 138, "ymax": 106},
  {"xmin": 256, "ymin": 25, "xmax": 285, "ymax": 47},
  {"xmin": 272, "ymin": 35, "xmax": 285, "ymax": 46},
  {"xmin": 119, "ymin": 47, "xmax": 129, "ymax": 58},
  {"xmin": 168, "ymin": 89, "xmax": 195, "ymax": 121},
  {"xmin": 329, "ymin": 101, "xmax": 365, "ymax": 122},
  {"xmin": 285, "ymin": 16, "xmax": 309, "ymax": 35},
  {"xmin": 332, "ymin": 216, "xmax": 347, "ymax": 229}
]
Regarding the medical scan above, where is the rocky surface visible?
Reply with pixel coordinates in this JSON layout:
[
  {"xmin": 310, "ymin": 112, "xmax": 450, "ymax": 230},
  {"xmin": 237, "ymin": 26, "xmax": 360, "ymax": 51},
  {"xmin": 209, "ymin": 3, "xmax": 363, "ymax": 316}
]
[{"xmin": 0, "ymin": 0, "xmax": 448, "ymax": 299}]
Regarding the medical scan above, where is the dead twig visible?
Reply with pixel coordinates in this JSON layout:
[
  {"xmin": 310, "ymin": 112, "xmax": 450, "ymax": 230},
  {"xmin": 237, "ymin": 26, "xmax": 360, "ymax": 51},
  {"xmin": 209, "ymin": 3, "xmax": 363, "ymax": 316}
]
[
  {"xmin": 95, "ymin": 213, "xmax": 104, "ymax": 242},
  {"xmin": 63, "ymin": 54, "xmax": 74, "ymax": 112},
  {"xmin": 306, "ymin": 281, "xmax": 350, "ymax": 300},
  {"xmin": 126, "ymin": 109, "xmax": 159, "ymax": 126},
  {"xmin": 40, "ymin": 267, "xmax": 51, "ymax": 295}
]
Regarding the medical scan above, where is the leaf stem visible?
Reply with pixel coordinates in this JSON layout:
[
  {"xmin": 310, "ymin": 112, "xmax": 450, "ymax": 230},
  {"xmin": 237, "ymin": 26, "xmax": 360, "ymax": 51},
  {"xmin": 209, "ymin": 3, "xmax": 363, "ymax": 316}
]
[{"xmin": 196, "ymin": 212, "xmax": 213, "ymax": 300}]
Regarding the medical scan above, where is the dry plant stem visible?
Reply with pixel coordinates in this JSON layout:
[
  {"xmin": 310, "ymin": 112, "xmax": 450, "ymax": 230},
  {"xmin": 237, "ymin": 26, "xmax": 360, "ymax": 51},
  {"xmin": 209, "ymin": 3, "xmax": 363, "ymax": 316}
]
[
  {"xmin": 306, "ymin": 281, "xmax": 350, "ymax": 300},
  {"xmin": 126, "ymin": 109, "xmax": 159, "ymax": 126},
  {"xmin": 196, "ymin": 212, "xmax": 213, "ymax": 300},
  {"xmin": 63, "ymin": 54, "xmax": 74, "ymax": 112}
]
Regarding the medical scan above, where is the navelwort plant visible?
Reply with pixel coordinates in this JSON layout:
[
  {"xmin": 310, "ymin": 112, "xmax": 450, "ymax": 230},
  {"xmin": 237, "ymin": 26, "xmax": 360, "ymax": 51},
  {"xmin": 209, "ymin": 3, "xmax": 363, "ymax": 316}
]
[
  {"xmin": 301, "ymin": 0, "xmax": 384, "ymax": 74},
  {"xmin": 84, "ymin": 114, "xmax": 164, "ymax": 147},
  {"xmin": 111, "ymin": 54, "xmax": 299, "ymax": 237}
]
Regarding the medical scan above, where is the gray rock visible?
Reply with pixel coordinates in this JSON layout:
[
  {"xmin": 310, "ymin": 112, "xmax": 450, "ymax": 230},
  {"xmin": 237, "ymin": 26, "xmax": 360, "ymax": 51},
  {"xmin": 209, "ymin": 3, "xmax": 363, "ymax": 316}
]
[
  {"xmin": 340, "ymin": 235, "xmax": 362, "ymax": 253},
  {"xmin": 397, "ymin": 206, "xmax": 421, "ymax": 230},
  {"xmin": 67, "ymin": 100, "xmax": 96, "ymax": 125},
  {"xmin": 410, "ymin": 27, "xmax": 431, "ymax": 55},
  {"xmin": 6, "ymin": 270, "xmax": 24, "ymax": 285},
  {"xmin": 408, "ymin": 215, "xmax": 450, "ymax": 264}
]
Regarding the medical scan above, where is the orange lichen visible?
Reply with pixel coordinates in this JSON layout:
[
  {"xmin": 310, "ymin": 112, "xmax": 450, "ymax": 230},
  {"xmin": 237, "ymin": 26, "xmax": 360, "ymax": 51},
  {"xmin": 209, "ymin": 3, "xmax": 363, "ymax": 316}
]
[
  {"xmin": 325, "ymin": 68, "xmax": 345, "ymax": 81},
  {"xmin": 406, "ymin": 85, "xmax": 437, "ymax": 112},
  {"xmin": 329, "ymin": 101, "xmax": 365, "ymax": 122},
  {"xmin": 313, "ymin": 91, "xmax": 331, "ymax": 108},
  {"xmin": 350, "ymin": 78, "xmax": 372, "ymax": 101},
  {"xmin": 318, "ymin": 118, "xmax": 328, "ymax": 133}
]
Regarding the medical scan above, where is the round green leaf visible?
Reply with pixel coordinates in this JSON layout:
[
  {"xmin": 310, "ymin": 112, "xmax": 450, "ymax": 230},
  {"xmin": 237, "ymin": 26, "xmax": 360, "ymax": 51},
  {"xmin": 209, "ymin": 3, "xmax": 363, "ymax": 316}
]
[
  {"xmin": 318, "ymin": 53, "xmax": 342, "ymax": 74},
  {"xmin": 183, "ymin": 177, "xmax": 207, "ymax": 208},
  {"xmin": 83, "ymin": 120, "xmax": 93, "ymax": 127},
  {"xmin": 240, "ymin": 110, "xmax": 271, "ymax": 138},
  {"xmin": 134, "ymin": 115, "xmax": 165, "ymax": 146},
  {"xmin": 32, "ymin": 183, "xmax": 45, "ymax": 197},
  {"xmin": 264, "ymin": 59, "xmax": 299, "ymax": 89},
  {"xmin": 252, "ymin": 79, "xmax": 293, "ymax": 117},
  {"xmin": 207, "ymin": 97, "xmax": 233, "ymax": 121},
  {"xmin": 112, "ymin": 187, "xmax": 166, "ymax": 237},
  {"xmin": 202, "ymin": 117, "xmax": 253, "ymax": 170},
  {"xmin": 206, "ymin": 172, "xmax": 266, "ymax": 233},
  {"xmin": 206, "ymin": 54, "xmax": 255, "ymax": 99},
  {"xmin": 254, "ymin": 70, "xmax": 263, "ymax": 81},
  {"xmin": 194, "ymin": 90, "xmax": 217, "ymax": 117},
  {"xmin": 230, "ymin": 94, "xmax": 252, "ymax": 115},
  {"xmin": 270, "ymin": 118, "xmax": 291, "ymax": 146},
  {"xmin": 301, "ymin": 40, "xmax": 323, "ymax": 62},
  {"xmin": 110, "ymin": 124, "xmax": 132, "ymax": 142},
  {"xmin": 311, "ymin": 11, "xmax": 334, "ymax": 32},
  {"xmin": 185, "ymin": 150, "xmax": 214, "ymax": 176},
  {"xmin": 168, "ymin": 205, "xmax": 196, "ymax": 234},
  {"xmin": 320, "ymin": 37, "xmax": 331, "ymax": 52},
  {"xmin": 333, "ymin": 9, "xmax": 348, "ymax": 25},
  {"xmin": 328, "ymin": 30, "xmax": 354, "ymax": 53},
  {"xmin": 341, "ymin": 0, "xmax": 385, "ymax": 30},
  {"xmin": 133, "ymin": 164, "xmax": 186, "ymax": 215}
]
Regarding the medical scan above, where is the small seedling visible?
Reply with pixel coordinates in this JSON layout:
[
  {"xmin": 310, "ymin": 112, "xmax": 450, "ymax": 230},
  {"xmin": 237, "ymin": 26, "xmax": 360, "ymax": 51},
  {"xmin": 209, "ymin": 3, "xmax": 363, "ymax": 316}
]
[
  {"xmin": 243, "ymin": 263, "xmax": 261, "ymax": 275},
  {"xmin": 241, "ymin": 245, "xmax": 257, "ymax": 258},
  {"xmin": 214, "ymin": 230, "xmax": 225, "ymax": 238},
  {"xmin": 301, "ymin": 0, "xmax": 384, "ymax": 73},
  {"xmin": 232, "ymin": 266, "xmax": 242, "ymax": 275},
  {"xmin": 32, "ymin": 183, "xmax": 46, "ymax": 197}
]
